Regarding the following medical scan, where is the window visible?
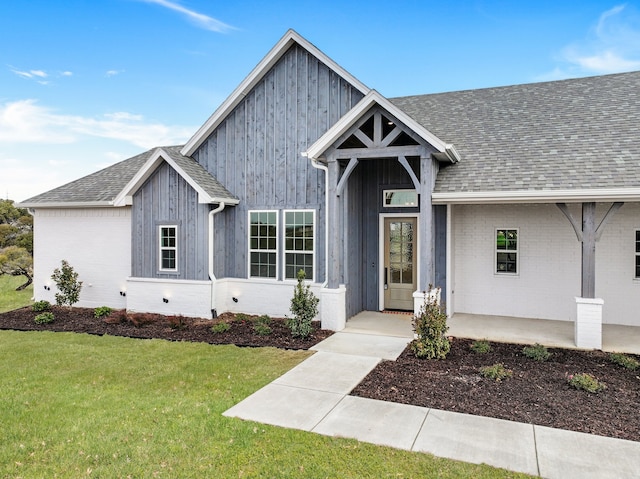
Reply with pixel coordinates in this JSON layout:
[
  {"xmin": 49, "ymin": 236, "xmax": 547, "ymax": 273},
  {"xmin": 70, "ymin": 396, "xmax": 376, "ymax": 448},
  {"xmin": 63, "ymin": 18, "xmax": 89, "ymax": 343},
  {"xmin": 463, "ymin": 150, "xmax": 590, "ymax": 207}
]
[
  {"xmin": 159, "ymin": 226, "xmax": 177, "ymax": 272},
  {"xmin": 636, "ymin": 230, "xmax": 640, "ymax": 278},
  {"xmin": 284, "ymin": 210, "xmax": 314, "ymax": 280},
  {"xmin": 249, "ymin": 211, "xmax": 277, "ymax": 278},
  {"xmin": 496, "ymin": 229, "xmax": 518, "ymax": 274},
  {"xmin": 383, "ymin": 190, "xmax": 418, "ymax": 207}
]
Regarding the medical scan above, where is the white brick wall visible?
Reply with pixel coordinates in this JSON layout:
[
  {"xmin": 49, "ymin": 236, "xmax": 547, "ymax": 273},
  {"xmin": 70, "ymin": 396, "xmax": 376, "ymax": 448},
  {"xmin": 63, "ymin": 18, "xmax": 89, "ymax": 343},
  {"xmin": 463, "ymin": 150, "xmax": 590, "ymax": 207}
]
[
  {"xmin": 452, "ymin": 203, "xmax": 640, "ymax": 327},
  {"xmin": 33, "ymin": 207, "xmax": 131, "ymax": 309}
]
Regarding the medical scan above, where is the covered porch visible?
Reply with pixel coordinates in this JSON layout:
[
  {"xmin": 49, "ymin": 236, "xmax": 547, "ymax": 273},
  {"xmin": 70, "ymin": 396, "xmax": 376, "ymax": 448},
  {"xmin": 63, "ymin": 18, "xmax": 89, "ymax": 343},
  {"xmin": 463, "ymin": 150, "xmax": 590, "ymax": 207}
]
[{"xmin": 346, "ymin": 311, "xmax": 640, "ymax": 354}]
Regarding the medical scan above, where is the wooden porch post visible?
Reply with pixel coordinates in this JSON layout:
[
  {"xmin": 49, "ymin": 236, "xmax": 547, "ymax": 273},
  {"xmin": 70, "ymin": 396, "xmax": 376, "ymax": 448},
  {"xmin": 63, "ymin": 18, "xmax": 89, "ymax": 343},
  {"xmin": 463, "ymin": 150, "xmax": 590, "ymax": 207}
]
[
  {"xmin": 327, "ymin": 158, "xmax": 341, "ymax": 288},
  {"xmin": 418, "ymin": 154, "xmax": 434, "ymax": 291},
  {"xmin": 581, "ymin": 202, "xmax": 596, "ymax": 298}
]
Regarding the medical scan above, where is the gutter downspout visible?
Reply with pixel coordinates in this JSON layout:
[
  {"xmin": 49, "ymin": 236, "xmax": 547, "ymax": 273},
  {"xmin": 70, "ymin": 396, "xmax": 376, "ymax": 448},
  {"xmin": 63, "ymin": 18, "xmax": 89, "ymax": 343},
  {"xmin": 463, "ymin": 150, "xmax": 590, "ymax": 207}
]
[
  {"xmin": 208, "ymin": 202, "xmax": 226, "ymax": 317},
  {"xmin": 308, "ymin": 155, "xmax": 329, "ymax": 288}
]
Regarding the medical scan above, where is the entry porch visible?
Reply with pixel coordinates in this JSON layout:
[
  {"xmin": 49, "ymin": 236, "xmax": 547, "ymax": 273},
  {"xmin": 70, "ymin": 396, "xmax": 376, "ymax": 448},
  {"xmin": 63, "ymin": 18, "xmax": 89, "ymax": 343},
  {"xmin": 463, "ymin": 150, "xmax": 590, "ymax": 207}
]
[{"xmin": 346, "ymin": 311, "xmax": 640, "ymax": 354}]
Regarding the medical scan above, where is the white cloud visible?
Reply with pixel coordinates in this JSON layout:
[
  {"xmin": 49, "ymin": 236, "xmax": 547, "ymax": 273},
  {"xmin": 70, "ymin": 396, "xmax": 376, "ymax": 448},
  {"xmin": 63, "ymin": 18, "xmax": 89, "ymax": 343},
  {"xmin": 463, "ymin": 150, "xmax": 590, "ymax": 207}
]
[
  {"xmin": 538, "ymin": 4, "xmax": 640, "ymax": 80},
  {"xmin": 139, "ymin": 0, "xmax": 236, "ymax": 32},
  {"xmin": 106, "ymin": 69, "xmax": 124, "ymax": 77},
  {"xmin": 0, "ymin": 99, "xmax": 194, "ymax": 148}
]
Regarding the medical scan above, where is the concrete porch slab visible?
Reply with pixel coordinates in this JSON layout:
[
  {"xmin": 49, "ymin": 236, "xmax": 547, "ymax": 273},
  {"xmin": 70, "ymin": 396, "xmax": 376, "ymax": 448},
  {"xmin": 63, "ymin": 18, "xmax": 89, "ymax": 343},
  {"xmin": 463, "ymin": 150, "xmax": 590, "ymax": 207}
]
[
  {"xmin": 313, "ymin": 396, "xmax": 428, "ymax": 450},
  {"xmin": 344, "ymin": 311, "xmax": 414, "ymax": 338},
  {"xmin": 535, "ymin": 425, "xmax": 640, "ymax": 479},
  {"xmin": 311, "ymin": 331, "xmax": 410, "ymax": 360},
  {"xmin": 413, "ymin": 408, "xmax": 539, "ymax": 477},
  {"xmin": 222, "ymin": 383, "xmax": 343, "ymax": 431},
  {"xmin": 273, "ymin": 351, "xmax": 381, "ymax": 394}
]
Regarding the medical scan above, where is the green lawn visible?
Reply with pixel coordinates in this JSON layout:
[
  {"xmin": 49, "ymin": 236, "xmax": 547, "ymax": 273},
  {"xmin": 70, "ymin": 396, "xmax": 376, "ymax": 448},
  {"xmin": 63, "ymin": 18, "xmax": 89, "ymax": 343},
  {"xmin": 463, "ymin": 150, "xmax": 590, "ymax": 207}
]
[
  {"xmin": 0, "ymin": 331, "xmax": 530, "ymax": 478},
  {"xmin": 0, "ymin": 275, "xmax": 33, "ymax": 313}
]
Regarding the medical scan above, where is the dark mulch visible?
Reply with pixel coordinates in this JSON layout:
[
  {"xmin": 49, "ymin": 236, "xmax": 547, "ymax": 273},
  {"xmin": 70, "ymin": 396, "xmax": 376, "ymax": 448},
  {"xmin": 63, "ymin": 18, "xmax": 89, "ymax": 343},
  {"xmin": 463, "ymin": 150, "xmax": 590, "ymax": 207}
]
[
  {"xmin": 351, "ymin": 338, "xmax": 640, "ymax": 442},
  {"xmin": 0, "ymin": 306, "xmax": 332, "ymax": 350}
]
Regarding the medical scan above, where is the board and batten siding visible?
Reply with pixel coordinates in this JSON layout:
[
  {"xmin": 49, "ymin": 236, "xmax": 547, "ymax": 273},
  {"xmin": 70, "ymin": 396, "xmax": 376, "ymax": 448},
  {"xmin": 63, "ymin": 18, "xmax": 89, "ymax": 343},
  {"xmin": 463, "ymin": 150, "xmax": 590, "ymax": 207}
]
[
  {"xmin": 131, "ymin": 162, "xmax": 210, "ymax": 281},
  {"xmin": 192, "ymin": 44, "xmax": 365, "ymax": 280},
  {"xmin": 344, "ymin": 157, "xmax": 421, "ymax": 316}
]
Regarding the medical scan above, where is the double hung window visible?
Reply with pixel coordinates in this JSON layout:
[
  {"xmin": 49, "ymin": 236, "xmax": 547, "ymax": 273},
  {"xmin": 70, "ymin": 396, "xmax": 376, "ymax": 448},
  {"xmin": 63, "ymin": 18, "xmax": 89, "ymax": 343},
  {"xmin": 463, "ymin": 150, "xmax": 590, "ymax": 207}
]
[
  {"xmin": 249, "ymin": 211, "xmax": 278, "ymax": 278},
  {"xmin": 159, "ymin": 225, "xmax": 178, "ymax": 272},
  {"xmin": 635, "ymin": 230, "xmax": 640, "ymax": 278},
  {"xmin": 496, "ymin": 229, "xmax": 518, "ymax": 274},
  {"xmin": 284, "ymin": 210, "xmax": 314, "ymax": 280}
]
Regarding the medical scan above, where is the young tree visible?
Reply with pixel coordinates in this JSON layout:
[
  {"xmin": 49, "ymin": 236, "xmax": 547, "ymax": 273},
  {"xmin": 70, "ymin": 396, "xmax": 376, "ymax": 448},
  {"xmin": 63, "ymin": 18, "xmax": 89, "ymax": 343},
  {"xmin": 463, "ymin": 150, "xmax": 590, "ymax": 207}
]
[
  {"xmin": 288, "ymin": 269, "xmax": 319, "ymax": 338},
  {"xmin": 51, "ymin": 260, "xmax": 83, "ymax": 307},
  {"xmin": 0, "ymin": 246, "xmax": 33, "ymax": 290}
]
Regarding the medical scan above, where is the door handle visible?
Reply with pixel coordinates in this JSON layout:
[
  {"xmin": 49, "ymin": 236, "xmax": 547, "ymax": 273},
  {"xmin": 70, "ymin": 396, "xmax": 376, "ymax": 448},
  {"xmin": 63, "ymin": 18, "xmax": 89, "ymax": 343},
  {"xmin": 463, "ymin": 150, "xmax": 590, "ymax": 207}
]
[{"xmin": 384, "ymin": 267, "xmax": 388, "ymax": 289}]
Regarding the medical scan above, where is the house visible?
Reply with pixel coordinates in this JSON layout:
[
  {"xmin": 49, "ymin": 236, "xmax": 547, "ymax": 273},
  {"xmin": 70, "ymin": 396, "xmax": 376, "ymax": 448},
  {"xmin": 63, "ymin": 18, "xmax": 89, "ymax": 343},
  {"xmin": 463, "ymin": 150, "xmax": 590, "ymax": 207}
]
[{"xmin": 19, "ymin": 30, "xmax": 640, "ymax": 349}]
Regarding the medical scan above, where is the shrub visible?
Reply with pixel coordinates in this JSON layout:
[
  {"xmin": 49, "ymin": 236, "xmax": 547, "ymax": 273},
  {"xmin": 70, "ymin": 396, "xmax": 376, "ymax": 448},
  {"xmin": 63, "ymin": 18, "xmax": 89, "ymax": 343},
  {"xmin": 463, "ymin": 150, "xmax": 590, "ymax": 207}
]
[
  {"xmin": 608, "ymin": 353, "xmax": 639, "ymax": 371},
  {"xmin": 479, "ymin": 363, "xmax": 512, "ymax": 381},
  {"xmin": 522, "ymin": 343, "xmax": 551, "ymax": 362},
  {"xmin": 568, "ymin": 373, "xmax": 606, "ymax": 393},
  {"xmin": 211, "ymin": 322, "xmax": 231, "ymax": 334},
  {"xmin": 411, "ymin": 289, "xmax": 450, "ymax": 360},
  {"xmin": 34, "ymin": 312, "xmax": 54, "ymax": 324},
  {"xmin": 256, "ymin": 314, "xmax": 271, "ymax": 325},
  {"xmin": 470, "ymin": 340, "xmax": 491, "ymax": 354},
  {"xmin": 253, "ymin": 322, "xmax": 272, "ymax": 336},
  {"xmin": 51, "ymin": 260, "xmax": 83, "ymax": 307},
  {"xmin": 94, "ymin": 306, "xmax": 113, "ymax": 319},
  {"xmin": 288, "ymin": 270, "xmax": 319, "ymax": 339},
  {"xmin": 234, "ymin": 313, "xmax": 249, "ymax": 323},
  {"xmin": 32, "ymin": 300, "xmax": 51, "ymax": 312},
  {"xmin": 167, "ymin": 315, "xmax": 186, "ymax": 330}
]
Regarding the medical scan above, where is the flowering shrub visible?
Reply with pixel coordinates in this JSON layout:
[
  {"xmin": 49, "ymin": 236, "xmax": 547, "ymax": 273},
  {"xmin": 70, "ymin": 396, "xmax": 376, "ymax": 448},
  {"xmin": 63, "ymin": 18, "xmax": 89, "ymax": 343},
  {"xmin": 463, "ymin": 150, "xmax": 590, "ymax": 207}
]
[
  {"xmin": 568, "ymin": 373, "xmax": 606, "ymax": 393},
  {"xmin": 608, "ymin": 353, "xmax": 639, "ymax": 371}
]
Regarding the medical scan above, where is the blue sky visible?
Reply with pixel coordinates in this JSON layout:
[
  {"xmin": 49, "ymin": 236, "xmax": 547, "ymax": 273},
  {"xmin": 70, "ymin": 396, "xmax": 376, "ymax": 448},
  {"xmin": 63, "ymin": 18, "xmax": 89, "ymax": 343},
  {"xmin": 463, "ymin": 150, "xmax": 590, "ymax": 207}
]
[{"xmin": 2, "ymin": 0, "xmax": 639, "ymax": 201}]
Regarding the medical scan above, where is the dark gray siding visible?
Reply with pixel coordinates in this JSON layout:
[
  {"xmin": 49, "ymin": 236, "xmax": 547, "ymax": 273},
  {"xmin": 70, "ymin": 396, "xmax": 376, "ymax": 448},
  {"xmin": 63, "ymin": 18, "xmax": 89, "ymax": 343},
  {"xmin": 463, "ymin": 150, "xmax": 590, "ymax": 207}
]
[
  {"xmin": 132, "ymin": 162, "xmax": 210, "ymax": 280},
  {"xmin": 193, "ymin": 44, "xmax": 365, "ymax": 280},
  {"xmin": 434, "ymin": 204, "xmax": 447, "ymax": 300},
  {"xmin": 345, "ymin": 158, "xmax": 420, "ymax": 317}
]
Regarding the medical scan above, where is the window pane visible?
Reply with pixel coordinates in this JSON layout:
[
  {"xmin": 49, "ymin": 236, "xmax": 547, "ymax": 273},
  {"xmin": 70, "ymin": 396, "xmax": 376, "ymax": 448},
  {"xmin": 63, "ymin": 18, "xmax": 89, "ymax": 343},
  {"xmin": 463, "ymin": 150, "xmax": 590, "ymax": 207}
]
[
  {"xmin": 285, "ymin": 252, "xmax": 313, "ymax": 279},
  {"xmin": 636, "ymin": 230, "xmax": 640, "ymax": 253},
  {"xmin": 636, "ymin": 256, "xmax": 640, "ymax": 278}
]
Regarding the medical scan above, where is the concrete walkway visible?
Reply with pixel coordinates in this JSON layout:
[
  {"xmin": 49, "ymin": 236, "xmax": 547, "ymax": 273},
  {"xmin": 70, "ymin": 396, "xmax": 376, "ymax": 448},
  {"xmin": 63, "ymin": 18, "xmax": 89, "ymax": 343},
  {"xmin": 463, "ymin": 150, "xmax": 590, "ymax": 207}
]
[{"xmin": 224, "ymin": 320, "xmax": 640, "ymax": 478}]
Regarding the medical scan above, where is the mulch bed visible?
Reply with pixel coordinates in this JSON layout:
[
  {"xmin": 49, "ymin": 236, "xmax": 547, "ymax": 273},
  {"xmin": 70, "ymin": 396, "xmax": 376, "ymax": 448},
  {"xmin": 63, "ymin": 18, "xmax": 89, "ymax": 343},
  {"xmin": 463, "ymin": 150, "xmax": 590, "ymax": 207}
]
[
  {"xmin": 351, "ymin": 338, "xmax": 640, "ymax": 442},
  {"xmin": 0, "ymin": 306, "xmax": 332, "ymax": 350},
  {"xmin": 2, "ymin": 306, "xmax": 639, "ymax": 442}
]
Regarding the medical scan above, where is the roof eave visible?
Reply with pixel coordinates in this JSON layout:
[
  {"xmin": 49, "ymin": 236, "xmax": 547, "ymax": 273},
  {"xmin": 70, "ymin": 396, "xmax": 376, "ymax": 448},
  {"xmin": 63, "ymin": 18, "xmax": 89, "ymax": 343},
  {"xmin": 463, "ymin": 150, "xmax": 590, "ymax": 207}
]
[
  {"xmin": 17, "ymin": 201, "xmax": 118, "ymax": 209},
  {"xmin": 181, "ymin": 29, "xmax": 370, "ymax": 157},
  {"xmin": 432, "ymin": 188, "xmax": 640, "ymax": 205}
]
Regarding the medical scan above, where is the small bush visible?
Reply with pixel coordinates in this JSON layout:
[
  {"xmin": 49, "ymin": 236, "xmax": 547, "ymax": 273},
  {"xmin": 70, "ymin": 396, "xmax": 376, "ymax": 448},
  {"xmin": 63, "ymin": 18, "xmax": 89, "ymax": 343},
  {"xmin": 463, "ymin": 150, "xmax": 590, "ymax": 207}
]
[
  {"xmin": 608, "ymin": 353, "xmax": 639, "ymax": 371},
  {"xmin": 34, "ymin": 312, "xmax": 55, "ymax": 324},
  {"xmin": 126, "ymin": 312, "xmax": 158, "ymax": 327},
  {"xmin": 411, "ymin": 289, "xmax": 450, "ymax": 360},
  {"xmin": 568, "ymin": 373, "xmax": 606, "ymax": 393},
  {"xmin": 256, "ymin": 314, "xmax": 271, "ymax": 325},
  {"xmin": 94, "ymin": 306, "xmax": 113, "ymax": 319},
  {"xmin": 167, "ymin": 315, "xmax": 186, "ymax": 330},
  {"xmin": 288, "ymin": 270, "xmax": 319, "ymax": 339},
  {"xmin": 234, "ymin": 313, "xmax": 249, "ymax": 323},
  {"xmin": 522, "ymin": 343, "xmax": 551, "ymax": 362},
  {"xmin": 253, "ymin": 322, "xmax": 272, "ymax": 336},
  {"xmin": 470, "ymin": 340, "xmax": 491, "ymax": 354},
  {"xmin": 211, "ymin": 322, "xmax": 231, "ymax": 334},
  {"xmin": 479, "ymin": 363, "xmax": 512, "ymax": 381},
  {"xmin": 32, "ymin": 300, "xmax": 51, "ymax": 312}
]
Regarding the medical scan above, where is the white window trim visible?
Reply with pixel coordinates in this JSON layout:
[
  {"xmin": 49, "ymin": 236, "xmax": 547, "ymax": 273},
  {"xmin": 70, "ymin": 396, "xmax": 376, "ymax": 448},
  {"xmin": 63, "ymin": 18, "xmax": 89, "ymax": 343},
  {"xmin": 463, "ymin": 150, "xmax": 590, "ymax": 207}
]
[
  {"xmin": 248, "ymin": 210, "xmax": 278, "ymax": 279},
  {"xmin": 635, "ymin": 229, "xmax": 640, "ymax": 279},
  {"xmin": 158, "ymin": 225, "xmax": 178, "ymax": 273},
  {"xmin": 495, "ymin": 227, "xmax": 519, "ymax": 276},
  {"xmin": 383, "ymin": 189, "xmax": 418, "ymax": 208},
  {"xmin": 283, "ymin": 209, "xmax": 316, "ymax": 282}
]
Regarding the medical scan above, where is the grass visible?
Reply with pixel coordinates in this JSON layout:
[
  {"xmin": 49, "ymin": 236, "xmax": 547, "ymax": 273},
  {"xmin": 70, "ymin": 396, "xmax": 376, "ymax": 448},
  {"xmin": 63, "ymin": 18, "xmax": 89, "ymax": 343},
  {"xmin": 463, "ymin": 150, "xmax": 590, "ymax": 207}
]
[
  {"xmin": 0, "ymin": 331, "xmax": 529, "ymax": 478},
  {"xmin": 0, "ymin": 274, "xmax": 33, "ymax": 313}
]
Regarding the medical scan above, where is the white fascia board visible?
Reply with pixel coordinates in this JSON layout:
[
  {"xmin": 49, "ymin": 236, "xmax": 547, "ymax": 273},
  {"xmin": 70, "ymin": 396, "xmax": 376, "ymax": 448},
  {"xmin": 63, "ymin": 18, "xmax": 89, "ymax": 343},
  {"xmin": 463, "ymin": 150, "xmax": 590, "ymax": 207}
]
[
  {"xmin": 432, "ymin": 188, "xmax": 640, "ymax": 204},
  {"xmin": 113, "ymin": 148, "xmax": 166, "ymax": 206},
  {"xmin": 303, "ymin": 90, "xmax": 450, "ymax": 161},
  {"xmin": 181, "ymin": 29, "xmax": 370, "ymax": 157},
  {"xmin": 17, "ymin": 201, "xmax": 117, "ymax": 209}
]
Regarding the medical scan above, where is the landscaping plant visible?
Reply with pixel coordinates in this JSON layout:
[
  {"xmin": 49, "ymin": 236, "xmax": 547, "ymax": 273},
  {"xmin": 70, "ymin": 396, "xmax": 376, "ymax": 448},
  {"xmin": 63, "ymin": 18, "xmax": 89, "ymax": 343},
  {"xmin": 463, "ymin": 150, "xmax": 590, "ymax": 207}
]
[
  {"xmin": 470, "ymin": 339, "xmax": 491, "ymax": 354},
  {"xmin": 51, "ymin": 260, "xmax": 83, "ymax": 307},
  {"xmin": 608, "ymin": 352, "xmax": 639, "ymax": 371},
  {"xmin": 479, "ymin": 363, "xmax": 512, "ymax": 381},
  {"xmin": 211, "ymin": 321, "xmax": 231, "ymax": 334},
  {"xmin": 288, "ymin": 269, "xmax": 319, "ymax": 339},
  {"xmin": 522, "ymin": 343, "xmax": 551, "ymax": 362},
  {"xmin": 411, "ymin": 290, "xmax": 450, "ymax": 359},
  {"xmin": 34, "ymin": 312, "xmax": 54, "ymax": 324},
  {"xmin": 567, "ymin": 373, "xmax": 606, "ymax": 393},
  {"xmin": 32, "ymin": 300, "xmax": 51, "ymax": 313},
  {"xmin": 94, "ymin": 306, "xmax": 113, "ymax": 319}
]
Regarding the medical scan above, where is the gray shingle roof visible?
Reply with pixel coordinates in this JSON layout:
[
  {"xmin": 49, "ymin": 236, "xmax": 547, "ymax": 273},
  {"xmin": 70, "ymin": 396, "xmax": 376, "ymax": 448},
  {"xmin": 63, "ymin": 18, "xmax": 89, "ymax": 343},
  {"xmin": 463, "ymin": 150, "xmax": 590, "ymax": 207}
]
[
  {"xmin": 20, "ymin": 145, "xmax": 237, "ymax": 207},
  {"xmin": 161, "ymin": 146, "xmax": 238, "ymax": 203},
  {"xmin": 19, "ymin": 149, "xmax": 154, "ymax": 206},
  {"xmin": 390, "ymin": 71, "xmax": 640, "ymax": 194}
]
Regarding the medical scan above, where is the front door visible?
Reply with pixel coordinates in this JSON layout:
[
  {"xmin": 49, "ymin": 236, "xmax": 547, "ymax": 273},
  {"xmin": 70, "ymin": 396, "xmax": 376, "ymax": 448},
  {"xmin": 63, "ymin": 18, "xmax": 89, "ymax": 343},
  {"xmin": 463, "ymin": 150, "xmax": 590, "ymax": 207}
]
[{"xmin": 383, "ymin": 217, "xmax": 417, "ymax": 310}]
